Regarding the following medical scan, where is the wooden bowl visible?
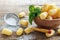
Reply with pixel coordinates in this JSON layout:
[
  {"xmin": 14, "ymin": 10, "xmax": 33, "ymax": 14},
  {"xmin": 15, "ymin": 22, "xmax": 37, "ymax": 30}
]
[{"xmin": 34, "ymin": 17, "xmax": 60, "ymax": 28}]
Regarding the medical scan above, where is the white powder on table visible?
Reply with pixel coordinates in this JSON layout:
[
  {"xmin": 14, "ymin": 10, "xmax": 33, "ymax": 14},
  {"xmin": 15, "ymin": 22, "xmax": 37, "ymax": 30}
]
[{"xmin": 6, "ymin": 18, "xmax": 17, "ymax": 25}]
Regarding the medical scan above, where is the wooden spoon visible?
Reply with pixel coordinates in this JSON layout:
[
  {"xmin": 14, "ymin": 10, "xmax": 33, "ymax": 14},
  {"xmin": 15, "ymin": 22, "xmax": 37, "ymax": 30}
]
[{"xmin": 33, "ymin": 27, "xmax": 51, "ymax": 33}]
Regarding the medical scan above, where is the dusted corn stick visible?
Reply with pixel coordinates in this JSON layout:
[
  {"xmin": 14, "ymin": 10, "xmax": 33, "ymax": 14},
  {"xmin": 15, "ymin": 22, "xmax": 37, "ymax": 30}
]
[
  {"xmin": 48, "ymin": 4, "xmax": 57, "ymax": 10},
  {"xmin": 2, "ymin": 28, "xmax": 12, "ymax": 36},
  {"xmin": 48, "ymin": 8, "xmax": 58, "ymax": 19},
  {"xmin": 16, "ymin": 28, "xmax": 23, "ymax": 36},
  {"xmin": 41, "ymin": 4, "xmax": 56, "ymax": 12},
  {"xmin": 18, "ymin": 12, "xmax": 26, "ymax": 18},
  {"xmin": 39, "ymin": 12, "xmax": 48, "ymax": 20},
  {"xmin": 24, "ymin": 27, "xmax": 34, "ymax": 34},
  {"xmin": 57, "ymin": 29, "xmax": 60, "ymax": 34},
  {"xmin": 19, "ymin": 19, "xmax": 28, "ymax": 27},
  {"xmin": 48, "ymin": 9, "xmax": 57, "ymax": 16},
  {"xmin": 41, "ymin": 4, "xmax": 49, "ymax": 12},
  {"xmin": 47, "ymin": 16, "xmax": 53, "ymax": 20}
]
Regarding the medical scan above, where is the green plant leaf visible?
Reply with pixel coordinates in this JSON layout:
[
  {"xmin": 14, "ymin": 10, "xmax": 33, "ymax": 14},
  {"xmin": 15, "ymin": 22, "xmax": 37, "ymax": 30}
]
[
  {"xmin": 29, "ymin": 5, "xmax": 41, "ymax": 25},
  {"xmin": 35, "ymin": 7, "xmax": 41, "ymax": 16},
  {"xmin": 29, "ymin": 5, "xmax": 35, "ymax": 13},
  {"xmin": 29, "ymin": 12, "xmax": 35, "ymax": 24}
]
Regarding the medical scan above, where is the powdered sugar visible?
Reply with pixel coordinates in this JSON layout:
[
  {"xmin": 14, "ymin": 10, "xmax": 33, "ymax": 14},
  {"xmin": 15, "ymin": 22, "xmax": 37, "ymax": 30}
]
[{"xmin": 6, "ymin": 18, "xmax": 17, "ymax": 25}]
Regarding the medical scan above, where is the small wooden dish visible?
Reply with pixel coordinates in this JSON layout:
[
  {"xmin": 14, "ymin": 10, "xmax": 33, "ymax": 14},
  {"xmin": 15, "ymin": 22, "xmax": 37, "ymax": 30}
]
[{"xmin": 34, "ymin": 16, "xmax": 60, "ymax": 28}]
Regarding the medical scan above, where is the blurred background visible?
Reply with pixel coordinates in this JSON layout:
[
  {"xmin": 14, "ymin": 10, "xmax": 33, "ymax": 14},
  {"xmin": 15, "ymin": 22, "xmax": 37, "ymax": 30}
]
[
  {"xmin": 0, "ymin": 0, "xmax": 60, "ymax": 24},
  {"xmin": 0, "ymin": 0, "xmax": 60, "ymax": 13}
]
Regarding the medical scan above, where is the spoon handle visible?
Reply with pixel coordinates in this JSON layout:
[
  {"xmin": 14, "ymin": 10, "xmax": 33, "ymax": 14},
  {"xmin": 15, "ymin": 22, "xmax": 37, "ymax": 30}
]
[{"xmin": 33, "ymin": 27, "xmax": 50, "ymax": 33}]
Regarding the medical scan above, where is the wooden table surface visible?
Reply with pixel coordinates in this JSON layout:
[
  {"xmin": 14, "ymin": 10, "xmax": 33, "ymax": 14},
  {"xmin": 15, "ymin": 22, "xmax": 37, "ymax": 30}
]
[{"xmin": 0, "ymin": 5, "xmax": 60, "ymax": 40}]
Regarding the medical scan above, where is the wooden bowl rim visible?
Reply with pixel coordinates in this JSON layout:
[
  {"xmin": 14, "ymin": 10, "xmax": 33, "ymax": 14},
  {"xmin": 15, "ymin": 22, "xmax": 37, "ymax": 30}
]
[{"xmin": 35, "ymin": 17, "xmax": 60, "ymax": 21}]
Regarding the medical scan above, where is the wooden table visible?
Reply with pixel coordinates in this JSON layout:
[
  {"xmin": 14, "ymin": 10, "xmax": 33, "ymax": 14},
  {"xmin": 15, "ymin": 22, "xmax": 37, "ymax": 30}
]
[{"xmin": 0, "ymin": 5, "xmax": 60, "ymax": 40}]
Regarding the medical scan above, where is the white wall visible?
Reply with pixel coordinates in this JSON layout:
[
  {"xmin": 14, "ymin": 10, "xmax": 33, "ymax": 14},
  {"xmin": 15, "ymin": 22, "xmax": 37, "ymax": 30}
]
[
  {"xmin": 0, "ymin": 0, "xmax": 60, "ymax": 13},
  {"xmin": 0, "ymin": 0, "xmax": 46, "ymax": 5},
  {"xmin": 0, "ymin": 0, "xmax": 60, "ymax": 6}
]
